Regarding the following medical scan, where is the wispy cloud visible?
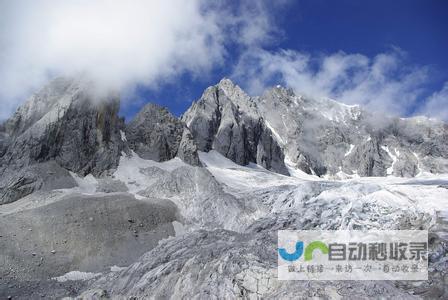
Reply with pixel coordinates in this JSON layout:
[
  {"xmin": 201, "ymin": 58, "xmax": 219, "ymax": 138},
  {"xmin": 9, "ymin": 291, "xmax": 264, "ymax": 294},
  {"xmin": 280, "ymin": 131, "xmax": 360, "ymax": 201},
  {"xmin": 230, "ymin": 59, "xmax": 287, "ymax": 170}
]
[
  {"xmin": 0, "ymin": 0, "xmax": 276, "ymax": 120},
  {"xmin": 418, "ymin": 82, "xmax": 448, "ymax": 121},
  {"xmin": 0, "ymin": 0, "xmax": 446, "ymax": 123},
  {"xmin": 232, "ymin": 48, "xmax": 431, "ymax": 117}
]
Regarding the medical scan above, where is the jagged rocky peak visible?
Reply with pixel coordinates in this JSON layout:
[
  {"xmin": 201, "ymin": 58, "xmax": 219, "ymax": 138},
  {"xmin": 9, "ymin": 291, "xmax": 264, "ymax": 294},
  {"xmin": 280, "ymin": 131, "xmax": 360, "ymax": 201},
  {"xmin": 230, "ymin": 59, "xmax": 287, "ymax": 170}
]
[
  {"xmin": 215, "ymin": 77, "xmax": 254, "ymax": 106},
  {"xmin": 125, "ymin": 102, "xmax": 199, "ymax": 165},
  {"xmin": 256, "ymin": 87, "xmax": 370, "ymax": 176},
  {"xmin": 1, "ymin": 76, "xmax": 126, "ymax": 174},
  {"xmin": 183, "ymin": 78, "xmax": 448, "ymax": 178},
  {"xmin": 260, "ymin": 84, "xmax": 296, "ymax": 102},
  {"xmin": 256, "ymin": 86, "xmax": 448, "ymax": 177},
  {"xmin": 3, "ymin": 77, "xmax": 76, "ymax": 137},
  {"xmin": 0, "ymin": 76, "xmax": 127, "ymax": 204},
  {"xmin": 182, "ymin": 78, "xmax": 289, "ymax": 175}
]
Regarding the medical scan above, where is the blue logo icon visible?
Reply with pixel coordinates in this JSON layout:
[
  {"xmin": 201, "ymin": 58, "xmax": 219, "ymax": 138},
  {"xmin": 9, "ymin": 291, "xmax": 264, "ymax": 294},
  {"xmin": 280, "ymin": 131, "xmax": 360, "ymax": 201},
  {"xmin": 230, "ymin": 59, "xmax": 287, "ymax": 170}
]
[
  {"xmin": 278, "ymin": 241, "xmax": 304, "ymax": 261},
  {"xmin": 278, "ymin": 241, "xmax": 329, "ymax": 261}
]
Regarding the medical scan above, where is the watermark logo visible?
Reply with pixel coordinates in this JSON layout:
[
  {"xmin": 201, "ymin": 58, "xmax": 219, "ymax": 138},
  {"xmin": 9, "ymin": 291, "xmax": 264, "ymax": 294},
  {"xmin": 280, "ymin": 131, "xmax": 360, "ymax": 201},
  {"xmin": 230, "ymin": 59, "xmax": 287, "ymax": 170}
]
[
  {"xmin": 278, "ymin": 241, "xmax": 329, "ymax": 261},
  {"xmin": 278, "ymin": 230, "xmax": 428, "ymax": 280}
]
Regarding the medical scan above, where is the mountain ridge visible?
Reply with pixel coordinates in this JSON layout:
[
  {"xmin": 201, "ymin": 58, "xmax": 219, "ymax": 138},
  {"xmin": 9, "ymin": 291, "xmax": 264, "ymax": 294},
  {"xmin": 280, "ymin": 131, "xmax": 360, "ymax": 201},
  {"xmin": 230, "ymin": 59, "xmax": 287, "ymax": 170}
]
[
  {"xmin": 184, "ymin": 77, "xmax": 448, "ymax": 177},
  {"xmin": 1, "ymin": 76, "xmax": 447, "ymax": 205}
]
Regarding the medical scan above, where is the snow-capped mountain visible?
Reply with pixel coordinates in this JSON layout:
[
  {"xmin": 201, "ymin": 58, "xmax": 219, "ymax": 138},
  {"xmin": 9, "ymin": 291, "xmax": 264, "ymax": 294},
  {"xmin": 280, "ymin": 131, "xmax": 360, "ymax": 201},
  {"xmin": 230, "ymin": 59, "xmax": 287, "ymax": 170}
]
[
  {"xmin": 184, "ymin": 78, "xmax": 448, "ymax": 178},
  {"xmin": 0, "ymin": 77, "xmax": 447, "ymax": 299},
  {"xmin": 0, "ymin": 78, "xmax": 128, "ymax": 204}
]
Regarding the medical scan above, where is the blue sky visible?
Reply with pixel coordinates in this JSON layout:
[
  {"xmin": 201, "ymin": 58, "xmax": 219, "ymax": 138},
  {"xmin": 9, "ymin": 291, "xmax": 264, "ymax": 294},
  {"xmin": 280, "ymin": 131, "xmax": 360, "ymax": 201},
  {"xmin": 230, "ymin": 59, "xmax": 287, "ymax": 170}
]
[
  {"xmin": 122, "ymin": 0, "xmax": 448, "ymax": 120},
  {"xmin": 1, "ymin": 0, "xmax": 447, "ymax": 121}
]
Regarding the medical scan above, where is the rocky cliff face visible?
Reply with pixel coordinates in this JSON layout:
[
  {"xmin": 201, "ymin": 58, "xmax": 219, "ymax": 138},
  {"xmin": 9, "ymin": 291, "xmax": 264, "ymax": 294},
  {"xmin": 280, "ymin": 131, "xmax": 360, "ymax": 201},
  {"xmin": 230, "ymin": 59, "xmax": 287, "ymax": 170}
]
[
  {"xmin": 256, "ymin": 86, "xmax": 448, "ymax": 177},
  {"xmin": 125, "ymin": 103, "xmax": 199, "ymax": 165},
  {"xmin": 182, "ymin": 79, "xmax": 289, "ymax": 175},
  {"xmin": 1, "ymin": 78, "xmax": 126, "ymax": 175},
  {"xmin": 0, "ymin": 78, "xmax": 127, "ymax": 204}
]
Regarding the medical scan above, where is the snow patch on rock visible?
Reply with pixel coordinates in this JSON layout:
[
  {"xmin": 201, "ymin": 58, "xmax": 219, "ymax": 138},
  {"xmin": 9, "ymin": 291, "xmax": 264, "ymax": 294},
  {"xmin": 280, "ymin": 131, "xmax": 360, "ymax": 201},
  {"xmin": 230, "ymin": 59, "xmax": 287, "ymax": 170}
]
[
  {"xmin": 113, "ymin": 151, "xmax": 186, "ymax": 194},
  {"xmin": 344, "ymin": 144, "xmax": 355, "ymax": 157},
  {"xmin": 53, "ymin": 271, "xmax": 102, "ymax": 282},
  {"xmin": 120, "ymin": 130, "xmax": 127, "ymax": 142},
  {"xmin": 381, "ymin": 146, "xmax": 398, "ymax": 175},
  {"xmin": 265, "ymin": 120, "xmax": 285, "ymax": 145}
]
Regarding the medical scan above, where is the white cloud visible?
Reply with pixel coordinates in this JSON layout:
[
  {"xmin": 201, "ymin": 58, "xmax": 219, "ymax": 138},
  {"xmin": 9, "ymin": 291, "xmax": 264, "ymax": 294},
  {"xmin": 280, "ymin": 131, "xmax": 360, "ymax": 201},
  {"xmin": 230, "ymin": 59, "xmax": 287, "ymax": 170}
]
[
  {"xmin": 418, "ymin": 82, "xmax": 448, "ymax": 121},
  {"xmin": 232, "ymin": 48, "xmax": 430, "ymax": 116},
  {"xmin": 1, "ymin": 0, "xmax": 444, "ymax": 123},
  {"xmin": 0, "ymin": 0, "xmax": 275, "ymax": 120}
]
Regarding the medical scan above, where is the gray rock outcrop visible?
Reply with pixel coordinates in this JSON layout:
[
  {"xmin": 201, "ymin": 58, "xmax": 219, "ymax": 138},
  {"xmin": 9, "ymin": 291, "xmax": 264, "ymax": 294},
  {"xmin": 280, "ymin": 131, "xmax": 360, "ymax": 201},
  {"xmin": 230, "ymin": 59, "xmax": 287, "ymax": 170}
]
[
  {"xmin": 182, "ymin": 78, "xmax": 288, "ymax": 175},
  {"xmin": 0, "ymin": 77, "xmax": 127, "ymax": 204},
  {"xmin": 256, "ymin": 86, "xmax": 448, "ymax": 177},
  {"xmin": 1, "ymin": 77, "xmax": 127, "ymax": 175},
  {"xmin": 125, "ymin": 103, "xmax": 199, "ymax": 165},
  {"xmin": 0, "ymin": 161, "xmax": 77, "ymax": 205}
]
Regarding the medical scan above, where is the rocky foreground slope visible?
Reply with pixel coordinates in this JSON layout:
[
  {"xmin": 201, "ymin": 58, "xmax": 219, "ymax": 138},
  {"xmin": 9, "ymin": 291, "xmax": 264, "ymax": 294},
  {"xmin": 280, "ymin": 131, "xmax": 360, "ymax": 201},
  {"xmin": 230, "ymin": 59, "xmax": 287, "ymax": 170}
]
[{"xmin": 0, "ymin": 77, "xmax": 447, "ymax": 299}]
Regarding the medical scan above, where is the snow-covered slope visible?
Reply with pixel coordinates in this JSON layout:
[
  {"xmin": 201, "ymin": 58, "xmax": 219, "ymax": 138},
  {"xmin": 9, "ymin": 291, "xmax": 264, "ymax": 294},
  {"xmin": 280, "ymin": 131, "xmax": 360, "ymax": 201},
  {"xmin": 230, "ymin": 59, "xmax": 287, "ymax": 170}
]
[
  {"xmin": 75, "ymin": 151, "xmax": 448, "ymax": 299},
  {"xmin": 1, "ymin": 146, "xmax": 447, "ymax": 298}
]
